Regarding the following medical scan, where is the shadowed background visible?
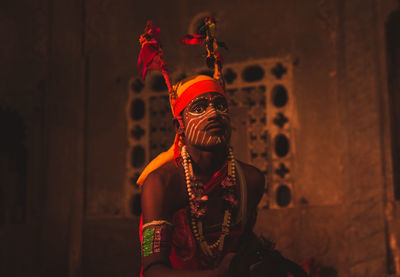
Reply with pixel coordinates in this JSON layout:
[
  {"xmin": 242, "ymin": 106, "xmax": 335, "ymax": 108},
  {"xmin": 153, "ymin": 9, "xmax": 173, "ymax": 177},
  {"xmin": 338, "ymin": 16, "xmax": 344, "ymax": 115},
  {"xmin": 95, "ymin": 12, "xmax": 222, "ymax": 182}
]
[{"xmin": 1, "ymin": 0, "xmax": 400, "ymax": 276}]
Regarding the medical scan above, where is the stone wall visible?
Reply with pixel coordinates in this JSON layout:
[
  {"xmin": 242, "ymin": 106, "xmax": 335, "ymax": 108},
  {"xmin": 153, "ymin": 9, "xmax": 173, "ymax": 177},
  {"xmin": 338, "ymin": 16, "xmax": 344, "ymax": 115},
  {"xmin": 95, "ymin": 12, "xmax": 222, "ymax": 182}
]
[{"xmin": 1, "ymin": 0, "xmax": 399, "ymax": 276}]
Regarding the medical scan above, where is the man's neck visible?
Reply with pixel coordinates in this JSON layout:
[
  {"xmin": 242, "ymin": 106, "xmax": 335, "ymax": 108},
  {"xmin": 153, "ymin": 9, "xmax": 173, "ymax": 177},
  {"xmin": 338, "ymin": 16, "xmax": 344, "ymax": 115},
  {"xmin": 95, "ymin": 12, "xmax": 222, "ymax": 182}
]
[{"xmin": 185, "ymin": 144, "xmax": 228, "ymax": 177}]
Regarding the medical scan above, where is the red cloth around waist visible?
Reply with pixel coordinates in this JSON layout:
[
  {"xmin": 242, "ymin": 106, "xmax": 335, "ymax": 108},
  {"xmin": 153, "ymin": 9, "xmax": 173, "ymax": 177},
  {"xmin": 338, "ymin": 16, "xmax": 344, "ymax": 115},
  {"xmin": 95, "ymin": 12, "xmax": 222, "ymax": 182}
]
[
  {"xmin": 170, "ymin": 207, "xmax": 244, "ymax": 270},
  {"xmin": 139, "ymin": 163, "xmax": 244, "ymax": 274}
]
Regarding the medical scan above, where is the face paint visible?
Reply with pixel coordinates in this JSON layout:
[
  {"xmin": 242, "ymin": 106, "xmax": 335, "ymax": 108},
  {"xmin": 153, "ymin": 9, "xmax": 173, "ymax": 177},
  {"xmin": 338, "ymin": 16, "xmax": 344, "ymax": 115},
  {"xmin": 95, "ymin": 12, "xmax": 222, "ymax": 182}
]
[{"xmin": 182, "ymin": 92, "xmax": 231, "ymax": 148}]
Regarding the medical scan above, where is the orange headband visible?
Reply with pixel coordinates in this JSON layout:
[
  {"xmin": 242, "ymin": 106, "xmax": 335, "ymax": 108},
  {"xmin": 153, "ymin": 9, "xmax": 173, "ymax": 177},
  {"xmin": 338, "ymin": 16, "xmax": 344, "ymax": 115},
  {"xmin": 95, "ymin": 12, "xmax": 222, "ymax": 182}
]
[
  {"xmin": 172, "ymin": 79, "xmax": 225, "ymax": 117},
  {"xmin": 137, "ymin": 76, "xmax": 225, "ymax": 186}
]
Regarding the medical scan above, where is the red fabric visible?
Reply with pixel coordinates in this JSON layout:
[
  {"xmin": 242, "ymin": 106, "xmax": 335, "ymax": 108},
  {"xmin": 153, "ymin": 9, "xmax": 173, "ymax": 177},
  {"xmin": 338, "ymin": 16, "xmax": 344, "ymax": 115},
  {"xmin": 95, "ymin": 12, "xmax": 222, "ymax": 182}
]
[
  {"xmin": 172, "ymin": 80, "xmax": 225, "ymax": 117},
  {"xmin": 145, "ymin": 23, "xmax": 161, "ymax": 43},
  {"xmin": 137, "ymin": 23, "xmax": 165, "ymax": 80},
  {"xmin": 173, "ymin": 135, "xmax": 182, "ymax": 166},
  {"xmin": 140, "ymin": 164, "xmax": 244, "ymax": 275},
  {"xmin": 179, "ymin": 34, "xmax": 205, "ymax": 45},
  {"xmin": 169, "ymin": 164, "xmax": 235, "ymax": 270},
  {"xmin": 203, "ymin": 162, "xmax": 227, "ymax": 194},
  {"xmin": 170, "ymin": 207, "xmax": 243, "ymax": 270},
  {"xmin": 137, "ymin": 41, "xmax": 166, "ymax": 80},
  {"xmin": 139, "ymin": 216, "xmax": 144, "ymax": 276},
  {"xmin": 216, "ymin": 51, "xmax": 223, "ymax": 66}
]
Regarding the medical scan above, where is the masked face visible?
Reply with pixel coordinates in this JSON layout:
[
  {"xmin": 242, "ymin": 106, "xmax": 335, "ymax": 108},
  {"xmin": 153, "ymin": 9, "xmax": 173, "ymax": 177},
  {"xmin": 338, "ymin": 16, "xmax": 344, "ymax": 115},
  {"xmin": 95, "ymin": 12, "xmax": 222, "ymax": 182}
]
[{"xmin": 182, "ymin": 92, "xmax": 231, "ymax": 149}]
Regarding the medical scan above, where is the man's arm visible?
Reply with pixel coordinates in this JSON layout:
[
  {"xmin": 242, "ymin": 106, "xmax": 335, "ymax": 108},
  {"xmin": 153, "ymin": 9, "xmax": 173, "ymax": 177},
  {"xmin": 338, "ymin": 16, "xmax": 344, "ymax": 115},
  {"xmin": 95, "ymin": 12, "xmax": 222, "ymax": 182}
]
[
  {"xmin": 141, "ymin": 170, "xmax": 233, "ymax": 277},
  {"xmin": 236, "ymin": 163, "xmax": 265, "ymax": 252},
  {"xmin": 243, "ymin": 163, "xmax": 265, "ymax": 231}
]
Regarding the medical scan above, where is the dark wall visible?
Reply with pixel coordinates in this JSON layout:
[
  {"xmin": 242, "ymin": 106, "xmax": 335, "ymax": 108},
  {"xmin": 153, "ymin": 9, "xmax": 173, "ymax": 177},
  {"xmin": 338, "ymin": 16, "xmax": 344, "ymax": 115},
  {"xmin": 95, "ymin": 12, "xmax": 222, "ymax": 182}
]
[
  {"xmin": 1, "ymin": 0, "xmax": 400, "ymax": 277},
  {"xmin": 1, "ymin": 0, "xmax": 49, "ymax": 276}
]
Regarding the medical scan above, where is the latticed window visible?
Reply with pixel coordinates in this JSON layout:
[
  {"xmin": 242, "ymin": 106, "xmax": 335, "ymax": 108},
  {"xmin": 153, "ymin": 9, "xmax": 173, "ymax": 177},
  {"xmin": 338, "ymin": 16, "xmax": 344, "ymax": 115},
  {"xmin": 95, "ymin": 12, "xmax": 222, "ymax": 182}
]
[{"xmin": 125, "ymin": 57, "xmax": 296, "ymax": 215}]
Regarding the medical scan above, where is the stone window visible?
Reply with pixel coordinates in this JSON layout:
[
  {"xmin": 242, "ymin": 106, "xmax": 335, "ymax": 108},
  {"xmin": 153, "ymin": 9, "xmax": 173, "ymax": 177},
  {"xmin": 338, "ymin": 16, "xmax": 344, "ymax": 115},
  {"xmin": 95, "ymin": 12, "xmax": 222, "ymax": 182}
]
[{"xmin": 126, "ymin": 57, "xmax": 296, "ymax": 215}]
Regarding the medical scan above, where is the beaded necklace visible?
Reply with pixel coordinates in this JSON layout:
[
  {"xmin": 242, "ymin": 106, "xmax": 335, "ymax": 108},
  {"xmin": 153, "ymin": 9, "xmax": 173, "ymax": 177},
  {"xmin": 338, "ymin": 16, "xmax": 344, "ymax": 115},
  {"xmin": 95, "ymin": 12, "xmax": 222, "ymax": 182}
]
[{"xmin": 180, "ymin": 145, "xmax": 238, "ymax": 257}]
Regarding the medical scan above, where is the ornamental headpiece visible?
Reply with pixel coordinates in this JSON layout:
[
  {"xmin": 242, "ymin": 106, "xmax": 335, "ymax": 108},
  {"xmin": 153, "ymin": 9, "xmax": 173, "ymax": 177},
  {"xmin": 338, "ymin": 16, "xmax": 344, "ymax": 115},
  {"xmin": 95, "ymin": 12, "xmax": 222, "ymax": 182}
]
[{"xmin": 136, "ymin": 19, "xmax": 228, "ymax": 186}]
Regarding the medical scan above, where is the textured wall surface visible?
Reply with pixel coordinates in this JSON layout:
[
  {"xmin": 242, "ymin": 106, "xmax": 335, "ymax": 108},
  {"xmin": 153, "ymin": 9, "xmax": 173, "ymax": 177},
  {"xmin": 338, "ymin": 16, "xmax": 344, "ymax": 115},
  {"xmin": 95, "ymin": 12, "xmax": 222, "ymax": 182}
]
[
  {"xmin": 0, "ymin": 0, "xmax": 49, "ymax": 276},
  {"xmin": 1, "ymin": 0, "xmax": 400, "ymax": 276}
]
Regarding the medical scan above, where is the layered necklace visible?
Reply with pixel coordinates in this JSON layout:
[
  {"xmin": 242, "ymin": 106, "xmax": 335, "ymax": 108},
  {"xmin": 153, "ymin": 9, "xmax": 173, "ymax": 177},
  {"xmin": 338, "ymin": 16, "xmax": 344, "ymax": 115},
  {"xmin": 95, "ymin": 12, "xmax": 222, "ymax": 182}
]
[{"xmin": 180, "ymin": 145, "xmax": 238, "ymax": 257}]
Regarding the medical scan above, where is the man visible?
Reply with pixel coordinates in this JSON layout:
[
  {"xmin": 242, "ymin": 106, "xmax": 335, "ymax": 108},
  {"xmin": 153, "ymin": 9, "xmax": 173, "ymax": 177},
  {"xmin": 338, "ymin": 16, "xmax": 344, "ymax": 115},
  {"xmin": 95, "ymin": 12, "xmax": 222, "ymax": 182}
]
[{"xmin": 137, "ymin": 75, "xmax": 305, "ymax": 277}]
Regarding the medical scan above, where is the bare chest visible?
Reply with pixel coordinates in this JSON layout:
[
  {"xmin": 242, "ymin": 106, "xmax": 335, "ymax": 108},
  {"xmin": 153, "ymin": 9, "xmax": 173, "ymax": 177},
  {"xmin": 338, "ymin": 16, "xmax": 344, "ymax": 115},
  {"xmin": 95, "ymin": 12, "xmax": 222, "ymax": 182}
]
[{"xmin": 168, "ymin": 173, "xmax": 239, "ymax": 230}]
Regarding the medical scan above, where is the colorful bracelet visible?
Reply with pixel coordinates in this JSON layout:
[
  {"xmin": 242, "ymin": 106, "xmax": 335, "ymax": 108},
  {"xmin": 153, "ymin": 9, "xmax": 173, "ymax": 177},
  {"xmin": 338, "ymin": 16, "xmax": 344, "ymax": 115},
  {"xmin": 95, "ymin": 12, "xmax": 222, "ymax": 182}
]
[{"xmin": 142, "ymin": 220, "xmax": 173, "ymax": 258}]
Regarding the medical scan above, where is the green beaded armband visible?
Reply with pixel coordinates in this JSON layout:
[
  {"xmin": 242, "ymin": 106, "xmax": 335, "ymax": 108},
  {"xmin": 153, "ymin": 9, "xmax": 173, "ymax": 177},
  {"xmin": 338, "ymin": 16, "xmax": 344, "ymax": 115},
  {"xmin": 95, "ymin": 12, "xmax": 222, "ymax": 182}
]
[
  {"xmin": 142, "ymin": 228, "xmax": 155, "ymax": 257},
  {"xmin": 141, "ymin": 220, "xmax": 173, "ymax": 258}
]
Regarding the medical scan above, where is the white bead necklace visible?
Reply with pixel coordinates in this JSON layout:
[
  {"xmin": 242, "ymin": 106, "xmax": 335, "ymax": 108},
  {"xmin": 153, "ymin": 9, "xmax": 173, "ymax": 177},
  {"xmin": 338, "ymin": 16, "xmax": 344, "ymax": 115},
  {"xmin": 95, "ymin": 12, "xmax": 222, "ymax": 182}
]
[{"xmin": 180, "ymin": 145, "xmax": 237, "ymax": 257}]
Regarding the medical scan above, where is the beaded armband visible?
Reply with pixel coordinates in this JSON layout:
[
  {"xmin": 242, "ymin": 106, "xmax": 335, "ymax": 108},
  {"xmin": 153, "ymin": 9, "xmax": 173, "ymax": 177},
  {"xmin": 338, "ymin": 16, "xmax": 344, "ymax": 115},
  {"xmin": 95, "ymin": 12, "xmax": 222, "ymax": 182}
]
[{"xmin": 141, "ymin": 220, "xmax": 173, "ymax": 258}]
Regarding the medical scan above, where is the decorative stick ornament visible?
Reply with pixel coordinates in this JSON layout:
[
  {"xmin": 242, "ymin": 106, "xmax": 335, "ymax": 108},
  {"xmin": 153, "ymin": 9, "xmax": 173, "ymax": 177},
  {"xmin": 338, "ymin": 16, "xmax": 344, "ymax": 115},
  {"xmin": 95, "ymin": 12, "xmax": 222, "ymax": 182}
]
[
  {"xmin": 137, "ymin": 20, "xmax": 174, "ymax": 95},
  {"xmin": 179, "ymin": 16, "xmax": 228, "ymax": 88}
]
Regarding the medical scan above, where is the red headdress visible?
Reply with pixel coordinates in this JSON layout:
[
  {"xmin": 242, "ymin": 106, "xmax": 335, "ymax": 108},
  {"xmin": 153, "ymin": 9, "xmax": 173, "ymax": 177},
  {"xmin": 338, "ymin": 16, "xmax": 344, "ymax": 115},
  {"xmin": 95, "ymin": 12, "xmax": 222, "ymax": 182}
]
[
  {"xmin": 136, "ymin": 21, "xmax": 226, "ymax": 185},
  {"xmin": 136, "ymin": 75, "xmax": 225, "ymax": 186}
]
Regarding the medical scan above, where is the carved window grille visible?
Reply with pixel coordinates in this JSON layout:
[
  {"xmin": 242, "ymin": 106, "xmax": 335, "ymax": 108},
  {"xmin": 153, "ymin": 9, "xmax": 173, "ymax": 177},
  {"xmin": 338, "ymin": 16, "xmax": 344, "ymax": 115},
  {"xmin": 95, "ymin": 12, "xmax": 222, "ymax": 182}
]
[{"xmin": 126, "ymin": 57, "xmax": 296, "ymax": 215}]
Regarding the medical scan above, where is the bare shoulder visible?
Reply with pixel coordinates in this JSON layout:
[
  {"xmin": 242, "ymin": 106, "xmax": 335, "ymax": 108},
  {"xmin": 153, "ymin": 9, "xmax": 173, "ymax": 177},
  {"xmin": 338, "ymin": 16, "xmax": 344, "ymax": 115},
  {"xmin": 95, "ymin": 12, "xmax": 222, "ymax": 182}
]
[
  {"xmin": 142, "ymin": 160, "xmax": 177, "ymax": 189},
  {"xmin": 141, "ymin": 160, "xmax": 185, "ymax": 222},
  {"xmin": 237, "ymin": 161, "xmax": 265, "ymax": 191},
  {"xmin": 236, "ymin": 160, "xmax": 265, "ymax": 206}
]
